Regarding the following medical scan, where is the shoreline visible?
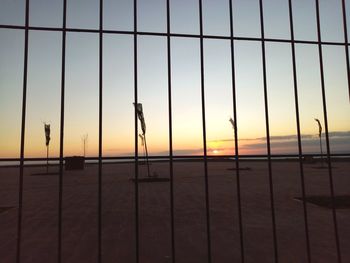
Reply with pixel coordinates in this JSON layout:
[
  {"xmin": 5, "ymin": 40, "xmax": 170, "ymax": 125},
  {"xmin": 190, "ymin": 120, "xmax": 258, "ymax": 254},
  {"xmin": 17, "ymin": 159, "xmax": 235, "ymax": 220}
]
[{"xmin": 0, "ymin": 155, "xmax": 349, "ymax": 168}]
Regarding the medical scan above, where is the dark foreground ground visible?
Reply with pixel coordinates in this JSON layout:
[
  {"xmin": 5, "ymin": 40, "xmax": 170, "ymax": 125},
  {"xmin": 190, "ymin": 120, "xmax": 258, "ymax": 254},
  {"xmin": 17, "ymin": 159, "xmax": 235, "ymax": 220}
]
[{"xmin": 0, "ymin": 160, "xmax": 349, "ymax": 263}]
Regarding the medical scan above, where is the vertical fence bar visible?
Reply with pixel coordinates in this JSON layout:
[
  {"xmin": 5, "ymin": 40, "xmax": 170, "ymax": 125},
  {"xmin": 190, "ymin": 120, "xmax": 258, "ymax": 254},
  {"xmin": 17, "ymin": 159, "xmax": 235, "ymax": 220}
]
[
  {"xmin": 98, "ymin": 0, "xmax": 103, "ymax": 262},
  {"xmin": 16, "ymin": 1, "xmax": 30, "ymax": 262},
  {"xmin": 166, "ymin": 0, "xmax": 176, "ymax": 262},
  {"xmin": 287, "ymin": 1, "xmax": 311, "ymax": 262},
  {"xmin": 133, "ymin": 0, "xmax": 140, "ymax": 262},
  {"xmin": 198, "ymin": 0, "xmax": 212, "ymax": 262},
  {"xmin": 314, "ymin": 1, "xmax": 342, "ymax": 262},
  {"xmin": 58, "ymin": 0, "xmax": 67, "ymax": 262},
  {"xmin": 341, "ymin": 0, "xmax": 350, "ymax": 101},
  {"xmin": 258, "ymin": 1, "xmax": 279, "ymax": 262},
  {"xmin": 228, "ymin": 1, "xmax": 244, "ymax": 262}
]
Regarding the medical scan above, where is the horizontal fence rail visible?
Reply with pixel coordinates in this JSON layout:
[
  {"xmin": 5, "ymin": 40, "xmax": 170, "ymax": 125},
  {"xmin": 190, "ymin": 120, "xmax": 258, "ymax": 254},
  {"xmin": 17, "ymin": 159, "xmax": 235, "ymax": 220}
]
[
  {"xmin": 2, "ymin": 24, "xmax": 350, "ymax": 46},
  {"xmin": 1, "ymin": 153, "xmax": 350, "ymax": 163}
]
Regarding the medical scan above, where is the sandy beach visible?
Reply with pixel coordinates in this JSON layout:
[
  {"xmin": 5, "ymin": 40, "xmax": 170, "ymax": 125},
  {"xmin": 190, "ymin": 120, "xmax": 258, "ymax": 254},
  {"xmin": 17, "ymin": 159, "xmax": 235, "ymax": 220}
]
[{"xmin": 0, "ymin": 160, "xmax": 349, "ymax": 263}]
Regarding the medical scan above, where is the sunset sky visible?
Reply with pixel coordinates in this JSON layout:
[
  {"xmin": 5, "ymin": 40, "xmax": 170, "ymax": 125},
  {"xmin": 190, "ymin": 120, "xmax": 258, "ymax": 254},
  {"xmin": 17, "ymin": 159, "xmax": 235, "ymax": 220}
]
[{"xmin": 0, "ymin": 0, "xmax": 350, "ymax": 158}]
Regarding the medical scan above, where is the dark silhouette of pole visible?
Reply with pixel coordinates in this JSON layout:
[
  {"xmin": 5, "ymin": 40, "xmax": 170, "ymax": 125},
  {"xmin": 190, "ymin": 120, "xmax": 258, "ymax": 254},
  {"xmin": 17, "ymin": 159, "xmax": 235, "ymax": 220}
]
[
  {"xmin": 139, "ymin": 134, "xmax": 146, "ymax": 163},
  {"xmin": 229, "ymin": 118, "xmax": 238, "ymax": 164},
  {"xmin": 229, "ymin": 118, "xmax": 236, "ymax": 141},
  {"xmin": 134, "ymin": 103, "xmax": 151, "ymax": 178},
  {"xmin": 319, "ymin": 134, "xmax": 323, "ymax": 166},
  {"xmin": 315, "ymin": 118, "xmax": 323, "ymax": 166},
  {"xmin": 315, "ymin": 1, "xmax": 342, "ymax": 260},
  {"xmin": 58, "ymin": 1, "xmax": 67, "ymax": 261},
  {"xmin": 143, "ymin": 132, "xmax": 151, "ymax": 178},
  {"xmin": 46, "ymin": 144, "xmax": 49, "ymax": 174},
  {"xmin": 288, "ymin": 0, "xmax": 311, "ymax": 260},
  {"xmin": 44, "ymin": 123, "xmax": 51, "ymax": 174},
  {"xmin": 82, "ymin": 134, "xmax": 88, "ymax": 157},
  {"xmin": 166, "ymin": 0, "xmax": 176, "ymax": 258},
  {"xmin": 258, "ymin": 0, "xmax": 279, "ymax": 260},
  {"xmin": 228, "ymin": 1, "xmax": 245, "ymax": 260}
]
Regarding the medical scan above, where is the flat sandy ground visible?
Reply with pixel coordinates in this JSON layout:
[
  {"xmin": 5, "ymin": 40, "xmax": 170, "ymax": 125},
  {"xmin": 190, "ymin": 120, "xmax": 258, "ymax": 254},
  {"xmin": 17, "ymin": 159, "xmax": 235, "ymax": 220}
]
[{"xmin": 0, "ymin": 160, "xmax": 349, "ymax": 263}]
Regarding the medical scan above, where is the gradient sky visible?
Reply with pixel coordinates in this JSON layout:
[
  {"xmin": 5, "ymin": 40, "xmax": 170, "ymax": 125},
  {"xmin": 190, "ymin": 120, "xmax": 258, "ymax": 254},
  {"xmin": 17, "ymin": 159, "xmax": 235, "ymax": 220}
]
[{"xmin": 0, "ymin": 0, "xmax": 350, "ymax": 158}]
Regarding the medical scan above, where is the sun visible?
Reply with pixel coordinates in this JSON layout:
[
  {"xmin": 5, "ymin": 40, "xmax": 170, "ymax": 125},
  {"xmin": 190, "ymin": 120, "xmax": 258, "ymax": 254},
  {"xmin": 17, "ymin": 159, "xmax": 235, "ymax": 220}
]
[{"xmin": 212, "ymin": 149, "xmax": 219, "ymax": 154}]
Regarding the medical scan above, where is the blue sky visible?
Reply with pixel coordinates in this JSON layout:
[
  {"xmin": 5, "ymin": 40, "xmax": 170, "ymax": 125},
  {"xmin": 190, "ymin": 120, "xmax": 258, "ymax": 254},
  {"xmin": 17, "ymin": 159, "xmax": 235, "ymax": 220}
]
[{"xmin": 0, "ymin": 0, "xmax": 350, "ymax": 158}]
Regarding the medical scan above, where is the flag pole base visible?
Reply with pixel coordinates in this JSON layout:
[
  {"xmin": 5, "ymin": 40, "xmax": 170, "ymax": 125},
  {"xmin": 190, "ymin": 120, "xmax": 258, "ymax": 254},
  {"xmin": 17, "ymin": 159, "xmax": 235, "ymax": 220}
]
[
  {"xmin": 227, "ymin": 167, "xmax": 251, "ymax": 171},
  {"xmin": 130, "ymin": 177, "xmax": 170, "ymax": 183}
]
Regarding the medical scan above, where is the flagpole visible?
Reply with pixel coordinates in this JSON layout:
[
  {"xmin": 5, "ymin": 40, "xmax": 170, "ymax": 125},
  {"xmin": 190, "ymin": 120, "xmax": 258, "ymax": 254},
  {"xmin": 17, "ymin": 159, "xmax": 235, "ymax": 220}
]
[
  {"xmin": 142, "ymin": 140, "xmax": 146, "ymax": 162},
  {"xmin": 46, "ymin": 144, "xmax": 49, "ymax": 174},
  {"xmin": 229, "ymin": 117, "xmax": 236, "ymax": 160},
  {"xmin": 319, "ymin": 133, "xmax": 323, "ymax": 167},
  {"xmin": 134, "ymin": 102, "xmax": 152, "ymax": 177},
  {"xmin": 44, "ymin": 122, "xmax": 51, "ymax": 174},
  {"xmin": 139, "ymin": 135, "xmax": 146, "ymax": 163},
  {"xmin": 143, "ymin": 133, "xmax": 151, "ymax": 178},
  {"xmin": 315, "ymin": 118, "xmax": 323, "ymax": 166}
]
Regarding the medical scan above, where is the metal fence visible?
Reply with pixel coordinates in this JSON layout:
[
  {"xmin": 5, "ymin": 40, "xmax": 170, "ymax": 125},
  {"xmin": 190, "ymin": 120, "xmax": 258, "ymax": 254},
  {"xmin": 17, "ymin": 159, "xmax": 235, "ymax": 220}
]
[{"xmin": 0, "ymin": 0, "xmax": 349, "ymax": 263}]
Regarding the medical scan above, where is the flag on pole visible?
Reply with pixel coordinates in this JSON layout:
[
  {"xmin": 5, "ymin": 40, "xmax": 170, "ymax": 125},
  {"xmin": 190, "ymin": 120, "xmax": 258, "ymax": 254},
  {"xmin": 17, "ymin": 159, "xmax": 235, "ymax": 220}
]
[
  {"xmin": 134, "ymin": 103, "xmax": 146, "ymax": 135},
  {"xmin": 44, "ymin": 123, "xmax": 51, "ymax": 146},
  {"xmin": 229, "ymin": 117, "xmax": 236, "ymax": 131},
  {"xmin": 314, "ymin": 118, "xmax": 322, "ymax": 138}
]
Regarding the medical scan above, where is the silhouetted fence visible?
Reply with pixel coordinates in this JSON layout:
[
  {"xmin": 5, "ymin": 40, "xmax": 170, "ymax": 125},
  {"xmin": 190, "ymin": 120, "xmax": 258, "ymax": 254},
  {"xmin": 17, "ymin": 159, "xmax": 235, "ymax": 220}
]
[{"xmin": 1, "ymin": 0, "xmax": 349, "ymax": 263}]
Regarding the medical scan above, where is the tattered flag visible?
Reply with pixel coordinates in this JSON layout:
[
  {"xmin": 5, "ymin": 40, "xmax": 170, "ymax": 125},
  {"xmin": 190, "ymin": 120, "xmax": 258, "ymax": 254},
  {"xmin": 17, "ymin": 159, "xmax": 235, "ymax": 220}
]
[
  {"xmin": 314, "ymin": 118, "xmax": 322, "ymax": 138},
  {"xmin": 229, "ymin": 117, "xmax": 236, "ymax": 131},
  {"xmin": 133, "ymin": 103, "xmax": 146, "ymax": 135},
  {"xmin": 44, "ymin": 123, "xmax": 51, "ymax": 146}
]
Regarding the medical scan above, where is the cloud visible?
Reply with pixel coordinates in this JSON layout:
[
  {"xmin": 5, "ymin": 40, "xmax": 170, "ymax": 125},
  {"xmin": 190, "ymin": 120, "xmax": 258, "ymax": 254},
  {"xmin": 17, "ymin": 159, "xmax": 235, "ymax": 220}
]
[
  {"xmin": 155, "ymin": 148, "xmax": 204, "ymax": 155},
  {"xmin": 206, "ymin": 131, "xmax": 350, "ymax": 154},
  {"xmin": 209, "ymin": 131, "xmax": 350, "ymax": 143},
  {"xmin": 328, "ymin": 131, "xmax": 350, "ymax": 138},
  {"xmin": 240, "ymin": 131, "xmax": 350, "ymax": 153},
  {"xmin": 104, "ymin": 131, "xmax": 350, "ymax": 156}
]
